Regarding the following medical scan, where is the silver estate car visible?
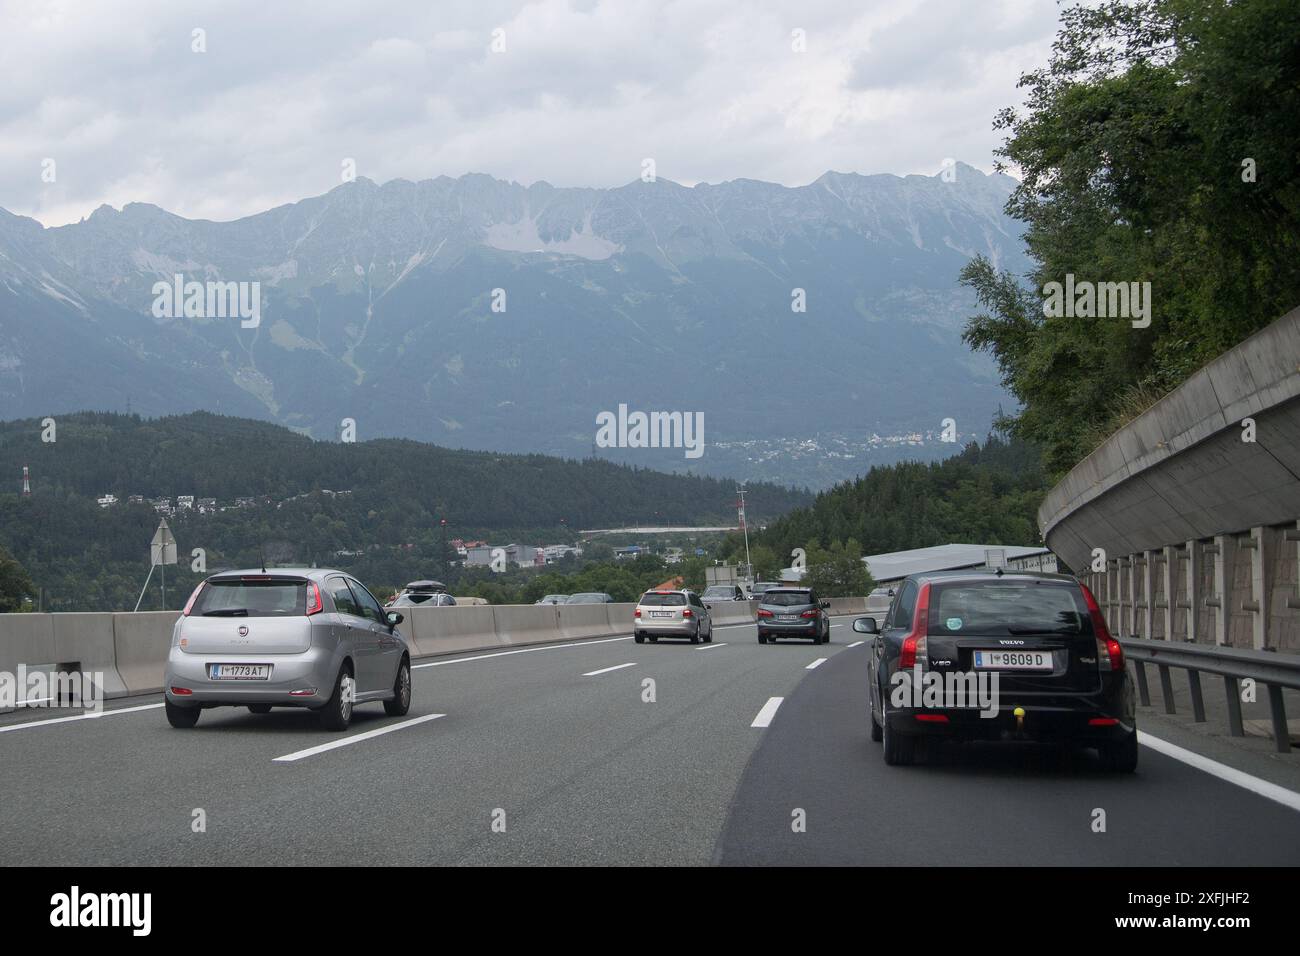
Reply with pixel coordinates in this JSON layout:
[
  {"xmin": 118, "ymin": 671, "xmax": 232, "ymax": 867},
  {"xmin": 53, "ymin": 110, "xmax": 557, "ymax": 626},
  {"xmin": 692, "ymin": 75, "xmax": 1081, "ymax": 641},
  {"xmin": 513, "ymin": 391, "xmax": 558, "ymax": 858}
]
[
  {"xmin": 633, "ymin": 589, "xmax": 714, "ymax": 644},
  {"xmin": 164, "ymin": 568, "xmax": 414, "ymax": 731}
]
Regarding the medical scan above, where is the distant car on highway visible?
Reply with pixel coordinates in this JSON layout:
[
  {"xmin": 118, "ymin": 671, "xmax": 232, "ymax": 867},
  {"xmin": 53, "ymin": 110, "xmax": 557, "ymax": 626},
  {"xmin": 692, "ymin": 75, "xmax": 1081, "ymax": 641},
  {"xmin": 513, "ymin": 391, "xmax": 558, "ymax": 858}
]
[
  {"xmin": 535, "ymin": 594, "xmax": 569, "ymax": 605},
  {"xmin": 390, "ymin": 591, "xmax": 456, "ymax": 607},
  {"xmin": 856, "ymin": 570, "xmax": 1136, "ymax": 770},
  {"xmin": 566, "ymin": 592, "xmax": 614, "ymax": 604},
  {"xmin": 749, "ymin": 581, "xmax": 779, "ymax": 599},
  {"xmin": 164, "ymin": 568, "xmax": 413, "ymax": 731},
  {"xmin": 756, "ymin": 588, "xmax": 830, "ymax": 644},
  {"xmin": 634, "ymin": 589, "xmax": 713, "ymax": 644},
  {"xmin": 702, "ymin": 584, "xmax": 746, "ymax": 602},
  {"xmin": 386, "ymin": 579, "xmax": 450, "ymax": 607}
]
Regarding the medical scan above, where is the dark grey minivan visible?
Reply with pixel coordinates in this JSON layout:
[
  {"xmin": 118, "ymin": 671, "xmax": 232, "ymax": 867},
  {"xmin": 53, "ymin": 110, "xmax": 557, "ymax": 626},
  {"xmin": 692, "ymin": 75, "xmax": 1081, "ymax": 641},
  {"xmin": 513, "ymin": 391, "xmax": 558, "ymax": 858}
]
[{"xmin": 756, "ymin": 587, "xmax": 831, "ymax": 644}]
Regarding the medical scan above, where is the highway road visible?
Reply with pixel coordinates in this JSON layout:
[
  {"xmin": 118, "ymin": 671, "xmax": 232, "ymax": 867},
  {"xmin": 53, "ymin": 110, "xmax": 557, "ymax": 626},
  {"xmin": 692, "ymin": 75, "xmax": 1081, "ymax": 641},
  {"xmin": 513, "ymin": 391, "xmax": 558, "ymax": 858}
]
[{"xmin": 2, "ymin": 615, "xmax": 1298, "ymax": 866}]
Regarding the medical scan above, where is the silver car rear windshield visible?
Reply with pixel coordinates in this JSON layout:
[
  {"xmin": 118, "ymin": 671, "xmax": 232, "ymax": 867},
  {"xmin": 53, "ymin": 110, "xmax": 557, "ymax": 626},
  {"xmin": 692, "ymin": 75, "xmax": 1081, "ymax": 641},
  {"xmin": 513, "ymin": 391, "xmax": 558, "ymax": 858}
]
[
  {"xmin": 763, "ymin": 591, "xmax": 812, "ymax": 607},
  {"xmin": 929, "ymin": 583, "xmax": 1087, "ymax": 636},
  {"xmin": 640, "ymin": 592, "xmax": 686, "ymax": 606},
  {"xmin": 193, "ymin": 578, "xmax": 307, "ymax": 617}
]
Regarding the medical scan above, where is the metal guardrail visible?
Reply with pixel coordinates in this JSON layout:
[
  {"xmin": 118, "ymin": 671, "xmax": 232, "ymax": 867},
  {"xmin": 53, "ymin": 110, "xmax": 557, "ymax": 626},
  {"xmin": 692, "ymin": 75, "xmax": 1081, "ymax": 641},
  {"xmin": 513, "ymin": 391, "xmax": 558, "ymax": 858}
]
[{"xmin": 1123, "ymin": 638, "xmax": 1300, "ymax": 753}]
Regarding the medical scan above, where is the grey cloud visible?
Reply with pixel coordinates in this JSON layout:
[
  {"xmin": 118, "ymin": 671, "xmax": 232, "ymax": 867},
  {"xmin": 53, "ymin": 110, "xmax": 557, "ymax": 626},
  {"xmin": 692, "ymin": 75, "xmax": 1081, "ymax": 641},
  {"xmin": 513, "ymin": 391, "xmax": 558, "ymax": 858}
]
[{"xmin": 0, "ymin": 0, "xmax": 1060, "ymax": 226}]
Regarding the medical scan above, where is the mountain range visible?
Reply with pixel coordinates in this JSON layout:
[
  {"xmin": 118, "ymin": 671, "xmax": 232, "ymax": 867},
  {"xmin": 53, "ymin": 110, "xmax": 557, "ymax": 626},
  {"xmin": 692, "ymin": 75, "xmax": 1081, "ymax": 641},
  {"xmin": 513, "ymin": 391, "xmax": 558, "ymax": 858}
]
[{"xmin": 0, "ymin": 165, "xmax": 1030, "ymax": 487}]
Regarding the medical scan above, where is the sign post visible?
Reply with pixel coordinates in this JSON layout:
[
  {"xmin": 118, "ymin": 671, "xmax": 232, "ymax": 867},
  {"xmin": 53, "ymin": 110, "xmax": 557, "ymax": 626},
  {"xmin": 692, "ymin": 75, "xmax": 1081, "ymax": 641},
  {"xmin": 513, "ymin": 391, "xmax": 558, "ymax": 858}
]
[{"xmin": 148, "ymin": 518, "xmax": 178, "ymax": 610}]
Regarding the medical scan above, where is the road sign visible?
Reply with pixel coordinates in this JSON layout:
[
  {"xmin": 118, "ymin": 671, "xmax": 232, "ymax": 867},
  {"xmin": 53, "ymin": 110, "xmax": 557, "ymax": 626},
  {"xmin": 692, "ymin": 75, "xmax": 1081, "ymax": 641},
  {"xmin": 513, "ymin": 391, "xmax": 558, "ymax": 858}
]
[{"xmin": 150, "ymin": 519, "xmax": 178, "ymax": 566}]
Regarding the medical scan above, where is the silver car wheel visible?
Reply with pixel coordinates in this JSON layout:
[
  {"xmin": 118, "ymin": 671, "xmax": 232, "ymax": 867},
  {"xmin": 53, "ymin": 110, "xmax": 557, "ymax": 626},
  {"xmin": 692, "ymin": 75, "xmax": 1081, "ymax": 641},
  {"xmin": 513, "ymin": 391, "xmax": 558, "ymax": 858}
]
[
  {"xmin": 398, "ymin": 664, "xmax": 411, "ymax": 707},
  {"xmin": 340, "ymin": 674, "xmax": 355, "ymax": 721}
]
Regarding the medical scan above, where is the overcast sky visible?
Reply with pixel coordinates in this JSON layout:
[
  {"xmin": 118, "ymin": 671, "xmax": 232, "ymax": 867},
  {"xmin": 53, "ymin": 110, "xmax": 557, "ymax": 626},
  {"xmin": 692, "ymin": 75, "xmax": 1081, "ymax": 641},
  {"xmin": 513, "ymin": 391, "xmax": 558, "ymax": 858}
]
[{"xmin": 0, "ymin": 0, "xmax": 1064, "ymax": 227}]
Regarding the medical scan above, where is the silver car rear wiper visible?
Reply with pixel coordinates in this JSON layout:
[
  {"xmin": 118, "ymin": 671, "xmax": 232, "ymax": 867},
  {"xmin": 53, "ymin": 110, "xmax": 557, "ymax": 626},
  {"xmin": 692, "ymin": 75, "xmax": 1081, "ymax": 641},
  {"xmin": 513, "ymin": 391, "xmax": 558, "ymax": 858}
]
[{"xmin": 202, "ymin": 608, "xmax": 250, "ymax": 616}]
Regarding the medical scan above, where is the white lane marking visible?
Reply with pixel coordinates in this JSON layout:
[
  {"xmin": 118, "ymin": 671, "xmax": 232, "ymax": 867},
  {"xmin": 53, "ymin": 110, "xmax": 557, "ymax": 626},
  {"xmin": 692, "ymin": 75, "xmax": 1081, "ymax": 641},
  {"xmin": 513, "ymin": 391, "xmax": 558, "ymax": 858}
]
[
  {"xmin": 1138, "ymin": 731, "xmax": 1300, "ymax": 813},
  {"xmin": 413, "ymin": 635, "xmax": 632, "ymax": 669},
  {"xmin": 847, "ymin": 641, "xmax": 864, "ymax": 648},
  {"xmin": 582, "ymin": 662, "xmax": 637, "ymax": 677},
  {"xmin": 274, "ymin": 713, "xmax": 446, "ymax": 763},
  {"xmin": 751, "ymin": 697, "xmax": 784, "ymax": 728},
  {"xmin": 0, "ymin": 703, "xmax": 163, "ymax": 734},
  {"xmin": 831, "ymin": 624, "xmax": 845, "ymax": 628},
  {"xmin": 806, "ymin": 657, "xmax": 828, "ymax": 670},
  {"xmin": 695, "ymin": 642, "xmax": 728, "ymax": 651}
]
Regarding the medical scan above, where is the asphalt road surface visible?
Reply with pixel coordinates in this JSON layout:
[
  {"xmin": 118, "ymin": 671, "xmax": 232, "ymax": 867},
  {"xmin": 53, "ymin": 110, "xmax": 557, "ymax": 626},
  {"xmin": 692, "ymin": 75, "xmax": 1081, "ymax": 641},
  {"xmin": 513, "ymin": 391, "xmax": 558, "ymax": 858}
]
[{"xmin": 2, "ymin": 617, "xmax": 1297, "ymax": 866}]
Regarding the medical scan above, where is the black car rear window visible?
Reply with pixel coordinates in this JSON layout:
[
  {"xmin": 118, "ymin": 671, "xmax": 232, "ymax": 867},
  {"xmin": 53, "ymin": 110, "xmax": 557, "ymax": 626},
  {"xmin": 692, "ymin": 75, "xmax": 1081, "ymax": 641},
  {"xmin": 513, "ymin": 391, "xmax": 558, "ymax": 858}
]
[
  {"xmin": 763, "ymin": 591, "xmax": 813, "ymax": 607},
  {"xmin": 640, "ymin": 592, "xmax": 686, "ymax": 606},
  {"xmin": 929, "ymin": 583, "xmax": 1087, "ymax": 636},
  {"xmin": 192, "ymin": 578, "xmax": 307, "ymax": 617}
]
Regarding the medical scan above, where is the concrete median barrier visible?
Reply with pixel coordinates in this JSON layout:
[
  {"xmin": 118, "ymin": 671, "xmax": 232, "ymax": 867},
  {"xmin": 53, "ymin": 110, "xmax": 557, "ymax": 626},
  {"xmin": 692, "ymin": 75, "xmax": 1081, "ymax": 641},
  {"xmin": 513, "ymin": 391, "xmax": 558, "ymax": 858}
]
[
  {"xmin": 493, "ymin": 604, "xmax": 562, "ymax": 646},
  {"xmin": 0, "ymin": 613, "xmax": 55, "ymax": 675},
  {"xmin": 561, "ymin": 603, "xmax": 624, "ymax": 640},
  {"xmin": 112, "ymin": 612, "xmax": 181, "ymax": 695},
  {"xmin": 827, "ymin": 597, "xmax": 868, "ymax": 616},
  {"xmin": 707, "ymin": 601, "xmax": 755, "ymax": 626},
  {"xmin": 407, "ymin": 604, "xmax": 499, "ymax": 657},
  {"xmin": 1, "ymin": 593, "xmax": 878, "ymax": 701},
  {"xmin": 52, "ymin": 613, "xmax": 128, "ymax": 699}
]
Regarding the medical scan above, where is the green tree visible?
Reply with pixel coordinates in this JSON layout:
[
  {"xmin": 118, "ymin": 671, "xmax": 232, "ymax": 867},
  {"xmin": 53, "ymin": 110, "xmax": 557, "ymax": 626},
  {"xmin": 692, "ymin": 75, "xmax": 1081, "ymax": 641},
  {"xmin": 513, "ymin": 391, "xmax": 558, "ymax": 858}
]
[
  {"xmin": 803, "ymin": 539, "xmax": 874, "ymax": 597},
  {"xmin": 0, "ymin": 544, "xmax": 36, "ymax": 612},
  {"xmin": 964, "ymin": 0, "xmax": 1300, "ymax": 474}
]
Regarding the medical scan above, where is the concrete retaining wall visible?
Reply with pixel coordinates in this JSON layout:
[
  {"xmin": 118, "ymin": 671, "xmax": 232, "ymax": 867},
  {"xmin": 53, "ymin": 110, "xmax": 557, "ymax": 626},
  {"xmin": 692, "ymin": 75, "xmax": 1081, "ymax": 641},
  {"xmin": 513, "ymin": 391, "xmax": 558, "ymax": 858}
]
[{"xmin": 1040, "ymin": 306, "xmax": 1300, "ymax": 651}]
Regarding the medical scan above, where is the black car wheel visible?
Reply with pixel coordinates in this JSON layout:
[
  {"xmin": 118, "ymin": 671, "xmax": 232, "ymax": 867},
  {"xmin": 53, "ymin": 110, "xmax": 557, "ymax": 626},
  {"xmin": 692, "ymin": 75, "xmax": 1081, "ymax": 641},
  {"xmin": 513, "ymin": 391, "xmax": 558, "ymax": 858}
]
[
  {"xmin": 634, "ymin": 631, "xmax": 645, "ymax": 644},
  {"xmin": 881, "ymin": 701, "xmax": 915, "ymax": 766},
  {"xmin": 1101, "ymin": 731, "xmax": 1138, "ymax": 773},
  {"xmin": 165, "ymin": 699, "xmax": 200, "ymax": 728}
]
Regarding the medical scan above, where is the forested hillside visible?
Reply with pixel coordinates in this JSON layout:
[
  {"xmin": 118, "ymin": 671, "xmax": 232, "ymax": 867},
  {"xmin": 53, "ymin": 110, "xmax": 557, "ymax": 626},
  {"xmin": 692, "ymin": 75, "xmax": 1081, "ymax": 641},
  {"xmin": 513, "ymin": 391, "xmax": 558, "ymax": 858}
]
[
  {"xmin": 0, "ymin": 411, "xmax": 808, "ymax": 610},
  {"xmin": 731, "ymin": 436, "xmax": 1049, "ymax": 570}
]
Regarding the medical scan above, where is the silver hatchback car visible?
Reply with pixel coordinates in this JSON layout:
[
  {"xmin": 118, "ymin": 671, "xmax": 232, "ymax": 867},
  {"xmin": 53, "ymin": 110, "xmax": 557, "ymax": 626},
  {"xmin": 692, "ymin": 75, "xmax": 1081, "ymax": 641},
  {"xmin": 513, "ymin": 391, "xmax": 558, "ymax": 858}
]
[{"xmin": 164, "ymin": 568, "xmax": 414, "ymax": 731}]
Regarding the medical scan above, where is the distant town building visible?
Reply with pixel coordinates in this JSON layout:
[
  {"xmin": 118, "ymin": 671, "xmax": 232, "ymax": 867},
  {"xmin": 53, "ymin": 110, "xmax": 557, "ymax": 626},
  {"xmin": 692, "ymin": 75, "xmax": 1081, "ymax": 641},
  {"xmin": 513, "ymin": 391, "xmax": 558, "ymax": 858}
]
[
  {"xmin": 96, "ymin": 494, "xmax": 118, "ymax": 508},
  {"xmin": 127, "ymin": 495, "xmax": 145, "ymax": 505},
  {"xmin": 177, "ymin": 495, "xmax": 195, "ymax": 511},
  {"xmin": 466, "ymin": 544, "xmax": 539, "ymax": 568},
  {"xmin": 197, "ymin": 497, "xmax": 218, "ymax": 514}
]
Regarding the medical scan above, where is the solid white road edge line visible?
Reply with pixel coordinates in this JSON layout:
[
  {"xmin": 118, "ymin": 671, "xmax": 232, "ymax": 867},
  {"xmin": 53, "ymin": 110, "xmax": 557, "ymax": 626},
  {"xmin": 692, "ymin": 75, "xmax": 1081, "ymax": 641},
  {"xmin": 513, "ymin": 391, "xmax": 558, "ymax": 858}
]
[
  {"xmin": 0, "ymin": 702, "xmax": 163, "ymax": 734},
  {"xmin": 806, "ymin": 658, "xmax": 827, "ymax": 670},
  {"xmin": 582, "ymin": 662, "xmax": 638, "ymax": 677},
  {"xmin": 1138, "ymin": 731, "xmax": 1300, "ymax": 813},
  {"xmin": 274, "ymin": 713, "xmax": 446, "ymax": 763},
  {"xmin": 751, "ymin": 697, "xmax": 783, "ymax": 728}
]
